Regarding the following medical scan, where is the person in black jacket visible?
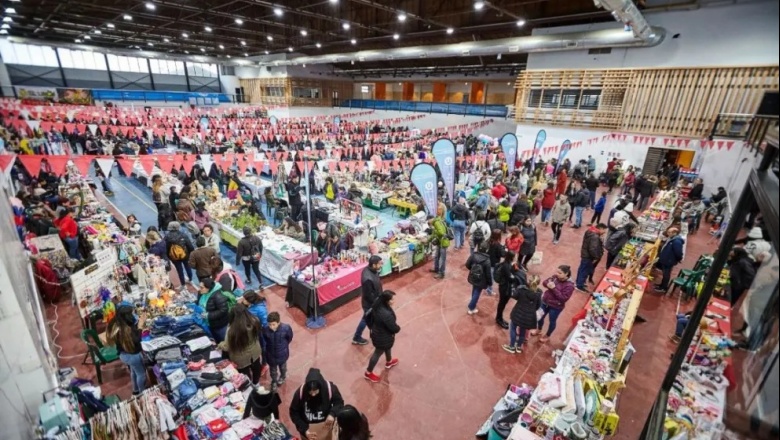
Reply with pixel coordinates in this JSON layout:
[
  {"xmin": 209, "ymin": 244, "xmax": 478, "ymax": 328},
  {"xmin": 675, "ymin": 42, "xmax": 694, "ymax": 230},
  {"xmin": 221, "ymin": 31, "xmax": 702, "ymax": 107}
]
[
  {"xmin": 364, "ymin": 291, "xmax": 401, "ymax": 383},
  {"xmin": 509, "ymin": 193, "xmax": 531, "ymax": 227},
  {"xmin": 465, "ymin": 241, "xmax": 494, "ymax": 315},
  {"xmin": 290, "ymin": 368, "xmax": 345, "ymax": 439},
  {"xmin": 494, "ymin": 251, "xmax": 518, "ymax": 329},
  {"xmin": 165, "ymin": 221, "xmax": 194, "ymax": 285},
  {"xmin": 503, "ymin": 275, "xmax": 542, "ymax": 354},
  {"xmin": 585, "ymin": 173, "xmax": 600, "ymax": 209},
  {"xmin": 576, "ymin": 224, "xmax": 607, "ymax": 292},
  {"xmin": 197, "ymin": 278, "xmax": 230, "ymax": 343},
  {"xmin": 487, "ymin": 230, "xmax": 505, "ymax": 295},
  {"xmin": 352, "ymin": 255, "xmax": 383, "ymax": 346},
  {"xmin": 287, "ymin": 174, "xmax": 303, "ymax": 221},
  {"xmin": 728, "ymin": 247, "xmax": 757, "ymax": 306},
  {"xmin": 236, "ymin": 226, "xmax": 264, "ymax": 286},
  {"xmin": 243, "ymin": 387, "xmax": 282, "ymax": 421},
  {"xmin": 107, "ymin": 305, "xmax": 147, "ymax": 393},
  {"xmin": 687, "ymin": 178, "xmax": 704, "ymax": 201},
  {"xmin": 604, "ymin": 223, "xmax": 636, "ymax": 269}
]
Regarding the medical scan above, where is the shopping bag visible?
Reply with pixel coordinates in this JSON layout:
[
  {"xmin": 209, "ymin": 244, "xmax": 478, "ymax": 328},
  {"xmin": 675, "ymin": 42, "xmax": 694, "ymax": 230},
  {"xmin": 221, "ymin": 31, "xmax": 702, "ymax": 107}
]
[{"xmin": 307, "ymin": 421, "xmax": 336, "ymax": 440}]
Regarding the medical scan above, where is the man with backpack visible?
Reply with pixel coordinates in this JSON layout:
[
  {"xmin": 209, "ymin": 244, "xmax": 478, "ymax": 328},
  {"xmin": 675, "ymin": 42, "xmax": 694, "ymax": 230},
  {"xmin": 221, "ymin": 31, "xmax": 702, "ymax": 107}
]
[
  {"xmin": 465, "ymin": 242, "xmax": 493, "ymax": 315},
  {"xmin": 236, "ymin": 226, "xmax": 264, "ymax": 287},
  {"xmin": 428, "ymin": 204, "xmax": 451, "ymax": 280},
  {"xmin": 468, "ymin": 212, "xmax": 491, "ymax": 255},
  {"xmin": 165, "ymin": 221, "xmax": 194, "ymax": 286}
]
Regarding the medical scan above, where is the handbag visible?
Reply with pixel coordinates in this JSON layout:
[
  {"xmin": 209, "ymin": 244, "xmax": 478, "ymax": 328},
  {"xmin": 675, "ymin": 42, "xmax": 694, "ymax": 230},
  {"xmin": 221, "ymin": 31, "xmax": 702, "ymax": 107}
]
[{"xmin": 536, "ymin": 307, "xmax": 545, "ymax": 321}]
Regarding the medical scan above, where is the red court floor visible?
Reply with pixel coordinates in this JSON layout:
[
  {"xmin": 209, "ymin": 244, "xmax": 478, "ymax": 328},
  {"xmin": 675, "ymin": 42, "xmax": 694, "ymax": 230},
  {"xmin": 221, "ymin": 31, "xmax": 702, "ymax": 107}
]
[{"xmin": 46, "ymin": 194, "xmax": 718, "ymax": 440}]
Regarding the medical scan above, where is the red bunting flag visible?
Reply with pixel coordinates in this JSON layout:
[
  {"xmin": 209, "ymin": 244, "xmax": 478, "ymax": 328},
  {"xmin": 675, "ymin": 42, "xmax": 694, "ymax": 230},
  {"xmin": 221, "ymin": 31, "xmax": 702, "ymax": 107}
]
[
  {"xmin": 116, "ymin": 157, "xmax": 136, "ymax": 176},
  {"xmin": 139, "ymin": 156, "xmax": 157, "ymax": 176},
  {"xmin": 0, "ymin": 154, "xmax": 16, "ymax": 175},
  {"xmin": 726, "ymin": 141, "xmax": 735, "ymax": 151},
  {"xmin": 18, "ymin": 155, "xmax": 45, "ymax": 178},
  {"xmin": 71, "ymin": 156, "xmax": 94, "ymax": 176},
  {"xmin": 182, "ymin": 155, "xmax": 196, "ymax": 174},
  {"xmin": 45, "ymin": 155, "xmax": 70, "ymax": 177},
  {"xmin": 268, "ymin": 161, "xmax": 279, "ymax": 175},
  {"xmin": 173, "ymin": 154, "xmax": 183, "ymax": 171},
  {"xmin": 157, "ymin": 155, "xmax": 176, "ymax": 173}
]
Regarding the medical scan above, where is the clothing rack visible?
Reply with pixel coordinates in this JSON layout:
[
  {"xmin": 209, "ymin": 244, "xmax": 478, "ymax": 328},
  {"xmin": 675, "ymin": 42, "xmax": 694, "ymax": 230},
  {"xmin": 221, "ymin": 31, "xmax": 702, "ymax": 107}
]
[{"xmin": 89, "ymin": 385, "xmax": 177, "ymax": 440}]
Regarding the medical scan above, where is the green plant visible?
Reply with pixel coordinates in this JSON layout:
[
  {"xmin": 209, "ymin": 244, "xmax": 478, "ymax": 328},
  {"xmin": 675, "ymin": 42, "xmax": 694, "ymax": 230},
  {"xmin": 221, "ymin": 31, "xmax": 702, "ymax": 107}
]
[{"xmin": 228, "ymin": 211, "xmax": 267, "ymax": 232}]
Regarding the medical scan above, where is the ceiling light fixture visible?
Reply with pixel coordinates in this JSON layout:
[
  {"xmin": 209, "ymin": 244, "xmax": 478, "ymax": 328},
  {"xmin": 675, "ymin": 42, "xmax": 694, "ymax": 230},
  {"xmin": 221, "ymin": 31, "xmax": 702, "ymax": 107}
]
[
  {"xmin": 1, "ymin": 24, "xmax": 9, "ymax": 29},
  {"xmin": 93, "ymin": 30, "xmax": 102, "ymax": 34},
  {"xmin": 507, "ymin": 82, "xmax": 511, "ymax": 85},
  {"xmin": 267, "ymin": 35, "xmax": 273, "ymax": 41},
  {"xmin": 393, "ymin": 33, "xmax": 399, "ymax": 40},
  {"xmin": 264, "ymin": 50, "xmax": 269, "ymax": 54},
  {"xmin": 5, "ymin": 8, "xmax": 16, "ymax": 14},
  {"xmin": 303, "ymin": 64, "xmax": 306, "ymax": 68},
  {"xmin": 240, "ymin": 40, "xmax": 246, "ymax": 46},
  {"xmin": 182, "ymin": 32, "xmax": 188, "ymax": 38},
  {"xmin": 84, "ymin": 35, "xmax": 91, "ymax": 40},
  {"xmin": 288, "ymin": 46, "xmax": 293, "ymax": 52},
  {"xmin": 398, "ymin": 12, "xmax": 406, "ymax": 22},
  {"xmin": 148, "ymin": 42, "xmax": 154, "ymax": 46},
  {"xmin": 235, "ymin": 18, "xmax": 243, "ymax": 25},
  {"xmin": 107, "ymin": 23, "xmax": 115, "ymax": 28},
  {"xmin": 273, "ymin": 8, "xmax": 283, "ymax": 16},
  {"xmin": 474, "ymin": 1, "xmax": 485, "ymax": 11},
  {"xmin": 184, "ymin": 50, "xmax": 189, "ymax": 54},
  {"xmin": 351, "ymin": 38, "xmax": 357, "ymax": 45},
  {"xmin": 200, "ymin": 48, "xmax": 206, "ymax": 52},
  {"xmin": 227, "ymin": 55, "xmax": 232, "ymax": 58},
  {"xmin": 516, "ymin": 19, "xmax": 526, "ymax": 27},
  {"xmin": 219, "ymin": 44, "xmax": 224, "ymax": 49},
  {"xmin": 446, "ymin": 27, "xmax": 454, "ymax": 34},
  {"xmin": 342, "ymin": 23, "xmax": 350, "ymax": 30},
  {"xmin": 163, "ymin": 38, "xmax": 170, "ymax": 42},
  {"xmin": 316, "ymin": 42, "xmax": 322, "ymax": 48},
  {"xmin": 2, "ymin": 17, "xmax": 12, "ymax": 23},
  {"xmin": 329, "ymin": 0, "xmax": 338, "ymax": 3},
  {"xmin": 145, "ymin": 2, "xmax": 155, "ymax": 11},
  {"xmin": 204, "ymin": 26, "xmax": 212, "ymax": 32},
  {"xmin": 123, "ymin": 14, "xmax": 132, "ymax": 21},
  {"xmin": 300, "ymin": 29, "xmax": 307, "ymax": 36},
  {"xmin": 0, "ymin": 30, "xmax": 7, "ymax": 35},
  {"xmin": 244, "ymin": 52, "xmax": 249, "ymax": 57}
]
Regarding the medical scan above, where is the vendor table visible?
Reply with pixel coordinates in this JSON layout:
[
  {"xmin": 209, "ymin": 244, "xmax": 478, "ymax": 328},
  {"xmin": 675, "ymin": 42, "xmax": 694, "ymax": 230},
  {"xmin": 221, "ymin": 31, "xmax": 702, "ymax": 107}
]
[
  {"xmin": 387, "ymin": 197, "xmax": 419, "ymax": 218},
  {"xmin": 285, "ymin": 263, "xmax": 367, "ymax": 317},
  {"xmin": 356, "ymin": 186, "xmax": 393, "ymax": 210},
  {"xmin": 241, "ymin": 175, "xmax": 273, "ymax": 199},
  {"xmin": 571, "ymin": 267, "xmax": 649, "ymax": 327},
  {"xmin": 217, "ymin": 223, "xmax": 318, "ymax": 286}
]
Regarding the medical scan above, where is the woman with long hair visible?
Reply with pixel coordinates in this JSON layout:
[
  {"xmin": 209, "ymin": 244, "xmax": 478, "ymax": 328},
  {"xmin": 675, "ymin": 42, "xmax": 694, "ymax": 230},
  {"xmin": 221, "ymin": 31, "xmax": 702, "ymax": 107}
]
[
  {"xmin": 219, "ymin": 303, "xmax": 263, "ymax": 384},
  {"xmin": 107, "ymin": 305, "xmax": 147, "ymax": 394},
  {"xmin": 487, "ymin": 229, "xmax": 505, "ymax": 295},
  {"xmin": 336, "ymin": 405, "xmax": 371, "ymax": 440},
  {"xmin": 364, "ymin": 291, "xmax": 401, "ymax": 383},
  {"xmin": 503, "ymin": 275, "xmax": 542, "ymax": 354}
]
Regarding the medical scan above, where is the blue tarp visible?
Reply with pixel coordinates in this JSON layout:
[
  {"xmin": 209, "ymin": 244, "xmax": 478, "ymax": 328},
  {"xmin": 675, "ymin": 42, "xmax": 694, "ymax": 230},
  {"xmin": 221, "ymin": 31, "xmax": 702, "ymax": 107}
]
[
  {"xmin": 91, "ymin": 89, "xmax": 231, "ymax": 103},
  {"xmin": 339, "ymin": 99, "xmax": 508, "ymax": 117}
]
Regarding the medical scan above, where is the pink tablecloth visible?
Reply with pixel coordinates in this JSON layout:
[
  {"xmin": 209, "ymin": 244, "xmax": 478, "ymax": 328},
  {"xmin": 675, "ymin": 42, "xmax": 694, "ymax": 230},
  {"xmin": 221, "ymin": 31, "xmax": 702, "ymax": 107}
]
[{"xmin": 317, "ymin": 263, "xmax": 368, "ymax": 306}]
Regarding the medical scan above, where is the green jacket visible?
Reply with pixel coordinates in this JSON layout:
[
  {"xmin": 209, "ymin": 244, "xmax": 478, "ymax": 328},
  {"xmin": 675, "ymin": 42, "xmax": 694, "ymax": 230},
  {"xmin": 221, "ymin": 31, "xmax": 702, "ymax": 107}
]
[{"xmin": 432, "ymin": 217, "xmax": 450, "ymax": 248}]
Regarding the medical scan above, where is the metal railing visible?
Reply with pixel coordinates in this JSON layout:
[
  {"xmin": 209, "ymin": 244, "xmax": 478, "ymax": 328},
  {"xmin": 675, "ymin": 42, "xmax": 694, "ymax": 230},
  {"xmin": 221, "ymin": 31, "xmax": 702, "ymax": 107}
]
[
  {"xmin": 334, "ymin": 99, "xmax": 510, "ymax": 118},
  {"xmin": 1, "ymin": 86, "xmax": 248, "ymax": 104},
  {"xmin": 710, "ymin": 113, "xmax": 780, "ymax": 153}
]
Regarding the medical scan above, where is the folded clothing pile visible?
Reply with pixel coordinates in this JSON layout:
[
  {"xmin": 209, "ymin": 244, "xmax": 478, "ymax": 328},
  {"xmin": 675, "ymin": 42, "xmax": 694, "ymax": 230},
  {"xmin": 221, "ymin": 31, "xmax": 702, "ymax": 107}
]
[{"xmin": 141, "ymin": 335, "xmax": 183, "ymax": 363}]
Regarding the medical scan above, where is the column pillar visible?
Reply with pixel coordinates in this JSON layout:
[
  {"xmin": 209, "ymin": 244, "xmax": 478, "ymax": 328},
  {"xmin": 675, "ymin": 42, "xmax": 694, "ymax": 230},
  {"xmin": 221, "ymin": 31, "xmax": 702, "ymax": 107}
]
[
  {"xmin": 374, "ymin": 82, "xmax": 386, "ymax": 100},
  {"xmin": 433, "ymin": 82, "xmax": 447, "ymax": 102},
  {"xmin": 402, "ymin": 82, "xmax": 414, "ymax": 101},
  {"xmin": 469, "ymin": 82, "xmax": 485, "ymax": 104}
]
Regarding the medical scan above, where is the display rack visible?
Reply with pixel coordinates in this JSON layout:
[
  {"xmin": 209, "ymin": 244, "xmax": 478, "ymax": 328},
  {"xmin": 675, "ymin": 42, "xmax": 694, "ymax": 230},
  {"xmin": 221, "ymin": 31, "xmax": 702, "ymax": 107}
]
[{"xmin": 70, "ymin": 247, "xmax": 125, "ymax": 319}]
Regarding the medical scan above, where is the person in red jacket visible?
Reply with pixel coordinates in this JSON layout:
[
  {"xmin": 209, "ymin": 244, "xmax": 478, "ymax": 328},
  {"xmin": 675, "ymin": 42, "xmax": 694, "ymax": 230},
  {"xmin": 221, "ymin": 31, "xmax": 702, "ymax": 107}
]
[
  {"xmin": 555, "ymin": 169, "xmax": 568, "ymax": 197},
  {"xmin": 54, "ymin": 208, "xmax": 81, "ymax": 260},
  {"xmin": 491, "ymin": 181, "xmax": 507, "ymax": 200},
  {"xmin": 540, "ymin": 183, "xmax": 556, "ymax": 226}
]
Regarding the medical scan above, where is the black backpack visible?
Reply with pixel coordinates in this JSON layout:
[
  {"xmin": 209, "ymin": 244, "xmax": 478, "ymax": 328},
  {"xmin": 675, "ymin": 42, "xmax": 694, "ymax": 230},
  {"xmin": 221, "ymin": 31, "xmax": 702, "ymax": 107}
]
[
  {"xmin": 493, "ymin": 263, "xmax": 506, "ymax": 285},
  {"xmin": 468, "ymin": 259, "xmax": 486, "ymax": 285},
  {"xmin": 472, "ymin": 222, "xmax": 486, "ymax": 245}
]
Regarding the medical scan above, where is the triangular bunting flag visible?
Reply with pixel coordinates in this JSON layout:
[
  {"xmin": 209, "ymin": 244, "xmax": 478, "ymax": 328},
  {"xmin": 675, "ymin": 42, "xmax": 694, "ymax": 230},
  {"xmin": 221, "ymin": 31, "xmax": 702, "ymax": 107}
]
[
  {"xmin": 182, "ymin": 155, "xmax": 196, "ymax": 175},
  {"xmin": 18, "ymin": 155, "xmax": 44, "ymax": 178},
  {"xmin": 173, "ymin": 154, "xmax": 183, "ymax": 172},
  {"xmin": 71, "ymin": 156, "xmax": 93, "ymax": 176},
  {"xmin": 268, "ymin": 161, "xmax": 278, "ymax": 175},
  {"xmin": 139, "ymin": 156, "xmax": 157, "ymax": 176},
  {"xmin": 116, "ymin": 158, "xmax": 137, "ymax": 176},
  {"xmin": 88, "ymin": 124, "xmax": 98, "ymax": 135},
  {"xmin": 253, "ymin": 161, "xmax": 266, "ymax": 173},
  {"xmin": 726, "ymin": 141, "xmax": 735, "ymax": 151},
  {"xmin": 200, "ymin": 154, "xmax": 214, "ymax": 174},
  {"xmin": 26, "ymin": 120, "xmax": 41, "ymax": 132},
  {"xmin": 157, "ymin": 155, "xmax": 176, "ymax": 173},
  {"xmin": 236, "ymin": 158, "xmax": 248, "ymax": 176},
  {"xmin": 95, "ymin": 157, "xmax": 115, "ymax": 177},
  {"xmin": 0, "ymin": 154, "xmax": 16, "ymax": 176},
  {"xmin": 45, "ymin": 155, "xmax": 70, "ymax": 177}
]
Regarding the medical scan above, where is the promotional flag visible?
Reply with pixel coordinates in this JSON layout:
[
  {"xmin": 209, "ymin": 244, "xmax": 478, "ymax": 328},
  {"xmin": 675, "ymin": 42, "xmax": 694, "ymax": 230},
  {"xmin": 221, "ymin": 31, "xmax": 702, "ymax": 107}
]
[
  {"xmin": 500, "ymin": 133, "xmax": 518, "ymax": 174},
  {"xmin": 555, "ymin": 140, "xmax": 572, "ymax": 174},
  {"xmin": 530, "ymin": 129, "xmax": 547, "ymax": 171},
  {"xmin": 410, "ymin": 163, "xmax": 439, "ymax": 216},
  {"xmin": 431, "ymin": 138, "xmax": 456, "ymax": 205}
]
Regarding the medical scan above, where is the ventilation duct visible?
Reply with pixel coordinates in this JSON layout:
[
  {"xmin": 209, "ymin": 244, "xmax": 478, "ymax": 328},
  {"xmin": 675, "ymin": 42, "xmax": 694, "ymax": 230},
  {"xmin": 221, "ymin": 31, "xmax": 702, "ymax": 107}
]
[
  {"xmin": 594, "ymin": 0, "xmax": 655, "ymax": 40},
  {"xmin": 274, "ymin": 27, "xmax": 665, "ymax": 66}
]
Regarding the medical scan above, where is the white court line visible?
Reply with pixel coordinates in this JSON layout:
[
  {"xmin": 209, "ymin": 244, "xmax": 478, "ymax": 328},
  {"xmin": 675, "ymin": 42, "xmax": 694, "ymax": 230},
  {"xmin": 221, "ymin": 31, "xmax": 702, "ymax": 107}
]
[{"xmin": 111, "ymin": 177, "xmax": 158, "ymax": 212}]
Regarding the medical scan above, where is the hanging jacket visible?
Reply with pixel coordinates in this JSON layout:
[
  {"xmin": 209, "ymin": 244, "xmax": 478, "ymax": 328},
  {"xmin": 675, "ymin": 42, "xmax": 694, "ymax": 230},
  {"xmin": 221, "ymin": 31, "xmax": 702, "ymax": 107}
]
[{"xmin": 510, "ymin": 286, "xmax": 542, "ymax": 329}]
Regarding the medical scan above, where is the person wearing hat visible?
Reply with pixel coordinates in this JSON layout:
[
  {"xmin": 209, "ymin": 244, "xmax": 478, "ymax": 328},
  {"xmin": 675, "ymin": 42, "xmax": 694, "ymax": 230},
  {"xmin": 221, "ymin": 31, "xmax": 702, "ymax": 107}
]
[
  {"xmin": 165, "ymin": 221, "xmax": 194, "ymax": 285},
  {"xmin": 352, "ymin": 255, "xmax": 384, "ymax": 346},
  {"xmin": 236, "ymin": 226, "xmax": 264, "ymax": 286},
  {"xmin": 106, "ymin": 305, "xmax": 148, "ymax": 394}
]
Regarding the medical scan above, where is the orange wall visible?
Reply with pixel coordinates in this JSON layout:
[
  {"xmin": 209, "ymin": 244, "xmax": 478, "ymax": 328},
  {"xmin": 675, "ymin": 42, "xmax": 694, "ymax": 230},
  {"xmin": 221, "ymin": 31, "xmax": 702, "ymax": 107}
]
[
  {"xmin": 375, "ymin": 82, "xmax": 386, "ymax": 100},
  {"xmin": 470, "ymin": 82, "xmax": 485, "ymax": 104},
  {"xmin": 433, "ymin": 83, "xmax": 447, "ymax": 102},
  {"xmin": 402, "ymin": 82, "xmax": 414, "ymax": 101}
]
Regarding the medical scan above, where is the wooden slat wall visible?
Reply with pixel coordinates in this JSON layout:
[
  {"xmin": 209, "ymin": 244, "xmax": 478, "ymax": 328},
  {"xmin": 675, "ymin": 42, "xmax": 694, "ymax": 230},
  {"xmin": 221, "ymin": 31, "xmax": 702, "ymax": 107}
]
[
  {"xmin": 239, "ymin": 77, "xmax": 354, "ymax": 106},
  {"xmin": 515, "ymin": 66, "xmax": 779, "ymax": 137}
]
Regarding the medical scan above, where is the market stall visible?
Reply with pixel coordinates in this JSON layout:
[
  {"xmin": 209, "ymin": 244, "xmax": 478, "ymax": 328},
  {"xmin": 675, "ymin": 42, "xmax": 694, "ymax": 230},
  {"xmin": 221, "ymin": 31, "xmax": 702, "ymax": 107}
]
[
  {"xmin": 286, "ymin": 253, "xmax": 369, "ymax": 317},
  {"xmin": 634, "ymin": 190, "xmax": 680, "ymax": 242}
]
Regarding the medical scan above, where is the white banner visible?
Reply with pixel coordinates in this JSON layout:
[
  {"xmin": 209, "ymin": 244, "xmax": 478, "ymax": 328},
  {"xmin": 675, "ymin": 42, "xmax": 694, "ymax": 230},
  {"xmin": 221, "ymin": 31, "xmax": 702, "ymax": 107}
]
[{"xmin": 95, "ymin": 157, "xmax": 115, "ymax": 178}]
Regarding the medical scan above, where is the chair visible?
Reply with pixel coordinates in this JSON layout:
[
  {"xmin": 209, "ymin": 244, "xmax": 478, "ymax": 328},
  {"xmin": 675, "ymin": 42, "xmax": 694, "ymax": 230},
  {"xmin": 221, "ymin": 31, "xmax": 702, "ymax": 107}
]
[
  {"xmin": 80, "ymin": 329, "xmax": 120, "ymax": 384},
  {"xmin": 679, "ymin": 256, "xmax": 713, "ymax": 278},
  {"xmin": 670, "ymin": 269, "xmax": 705, "ymax": 300}
]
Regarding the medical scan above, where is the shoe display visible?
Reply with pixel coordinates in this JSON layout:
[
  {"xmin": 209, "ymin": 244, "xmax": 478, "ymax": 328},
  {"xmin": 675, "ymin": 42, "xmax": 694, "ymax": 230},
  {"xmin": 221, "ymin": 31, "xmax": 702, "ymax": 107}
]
[
  {"xmin": 364, "ymin": 371, "xmax": 381, "ymax": 383},
  {"xmin": 385, "ymin": 358, "xmax": 399, "ymax": 369}
]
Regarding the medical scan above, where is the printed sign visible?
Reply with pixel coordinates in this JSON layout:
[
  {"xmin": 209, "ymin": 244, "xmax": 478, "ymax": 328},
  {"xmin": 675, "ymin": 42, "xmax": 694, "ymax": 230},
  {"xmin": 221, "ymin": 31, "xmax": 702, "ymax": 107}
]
[
  {"xmin": 58, "ymin": 88, "xmax": 94, "ymax": 105},
  {"xmin": 500, "ymin": 133, "xmax": 518, "ymax": 174},
  {"xmin": 431, "ymin": 138, "xmax": 456, "ymax": 205},
  {"xmin": 410, "ymin": 163, "xmax": 438, "ymax": 216},
  {"xmin": 555, "ymin": 140, "xmax": 572, "ymax": 173},
  {"xmin": 15, "ymin": 86, "xmax": 57, "ymax": 102}
]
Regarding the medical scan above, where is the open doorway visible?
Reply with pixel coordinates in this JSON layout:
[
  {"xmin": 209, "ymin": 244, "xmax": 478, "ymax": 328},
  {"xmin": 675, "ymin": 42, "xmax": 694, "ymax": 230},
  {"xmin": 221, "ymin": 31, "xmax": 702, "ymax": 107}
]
[{"xmin": 641, "ymin": 147, "xmax": 695, "ymax": 175}]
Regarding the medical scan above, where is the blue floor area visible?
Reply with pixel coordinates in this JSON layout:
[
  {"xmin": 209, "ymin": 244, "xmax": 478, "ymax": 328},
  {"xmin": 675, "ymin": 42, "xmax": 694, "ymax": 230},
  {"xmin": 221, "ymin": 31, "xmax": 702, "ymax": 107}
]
[{"xmin": 96, "ymin": 165, "xmax": 276, "ymax": 289}]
